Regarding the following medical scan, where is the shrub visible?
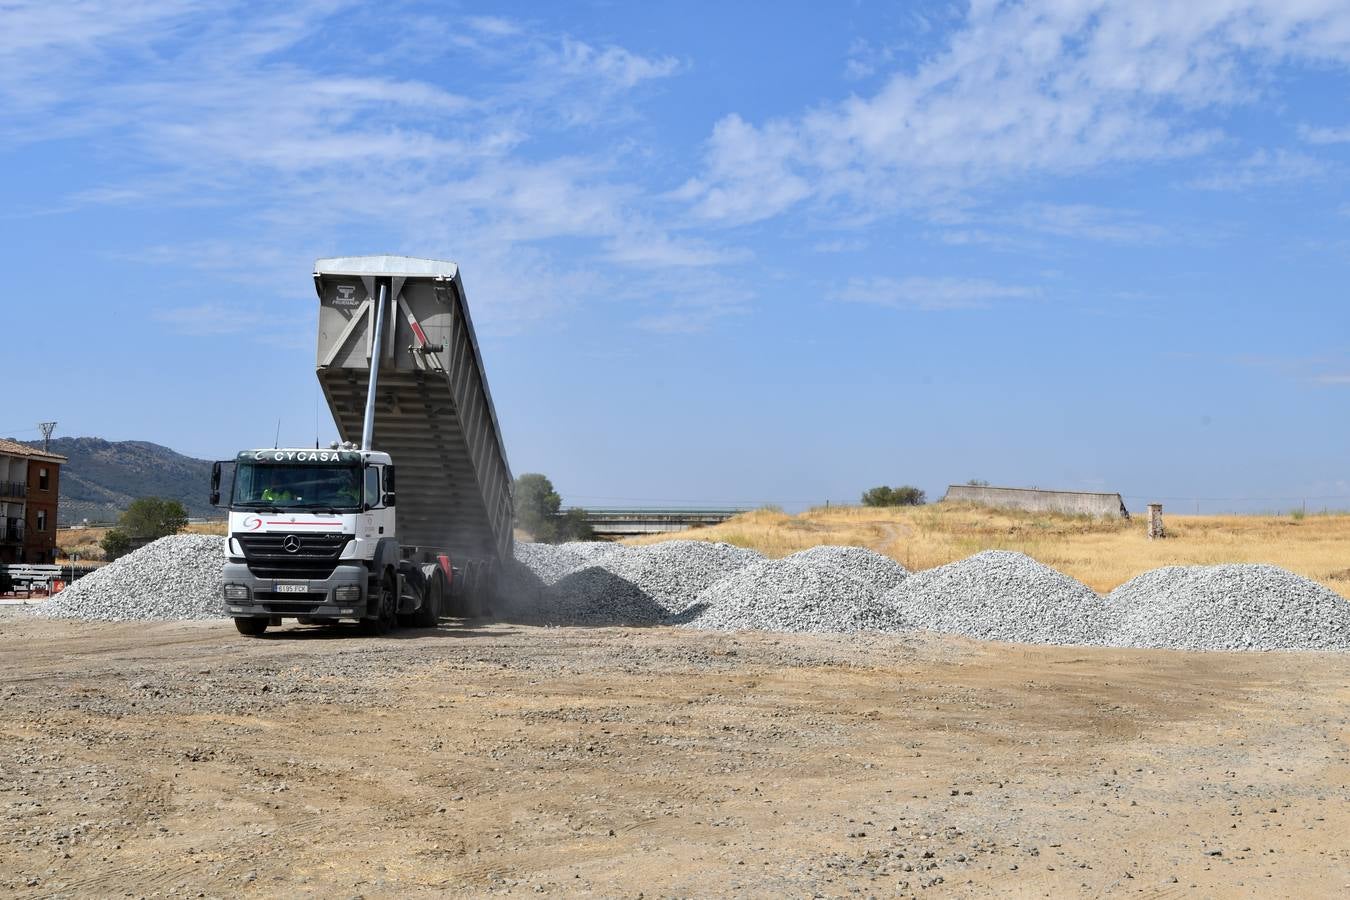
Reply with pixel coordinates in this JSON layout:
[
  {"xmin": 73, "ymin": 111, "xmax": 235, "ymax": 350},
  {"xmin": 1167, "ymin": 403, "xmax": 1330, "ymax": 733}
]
[
  {"xmin": 861, "ymin": 485, "xmax": 927, "ymax": 507},
  {"xmin": 100, "ymin": 528, "xmax": 134, "ymax": 562}
]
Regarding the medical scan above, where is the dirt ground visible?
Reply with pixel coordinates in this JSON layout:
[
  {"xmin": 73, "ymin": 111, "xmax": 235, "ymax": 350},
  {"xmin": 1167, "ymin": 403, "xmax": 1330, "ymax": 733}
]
[{"xmin": 1, "ymin": 611, "xmax": 1348, "ymax": 898}]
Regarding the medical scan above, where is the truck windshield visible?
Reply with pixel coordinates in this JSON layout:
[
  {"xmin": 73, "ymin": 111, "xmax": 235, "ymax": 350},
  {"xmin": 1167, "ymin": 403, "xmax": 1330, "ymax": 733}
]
[{"xmin": 233, "ymin": 463, "xmax": 362, "ymax": 510}]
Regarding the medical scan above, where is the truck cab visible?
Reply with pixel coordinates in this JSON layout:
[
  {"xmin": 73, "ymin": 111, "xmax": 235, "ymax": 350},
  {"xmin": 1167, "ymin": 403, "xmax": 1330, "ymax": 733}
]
[{"xmin": 216, "ymin": 447, "xmax": 410, "ymax": 635}]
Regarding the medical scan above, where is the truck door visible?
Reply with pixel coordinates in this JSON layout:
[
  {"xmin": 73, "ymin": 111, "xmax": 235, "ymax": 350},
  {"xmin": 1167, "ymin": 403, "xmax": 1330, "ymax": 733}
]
[{"xmin": 362, "ymin": 466, "xmax": 381, "ymax": 539}]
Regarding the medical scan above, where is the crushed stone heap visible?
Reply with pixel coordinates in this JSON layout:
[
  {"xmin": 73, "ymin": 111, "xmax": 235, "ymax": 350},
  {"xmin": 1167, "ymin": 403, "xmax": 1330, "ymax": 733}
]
[
  {"xmin": 1106, "ymin": 564, "xmax": 1350, "ymax": 651},
  {"xmin": 42, "ymin": 534, "xmax": 225, "ymax": 622},
  {"xmin": 882, "ymin": 550, "xmax": 1113, "ymax": 646},
  {"xmin": 681, "ymin": 554, "xmax": 908, "ymax": 633}
]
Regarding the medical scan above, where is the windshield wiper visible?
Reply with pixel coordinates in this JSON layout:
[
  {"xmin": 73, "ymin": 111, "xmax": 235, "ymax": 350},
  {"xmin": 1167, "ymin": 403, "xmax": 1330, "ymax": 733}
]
[{"xmin": 236, "ymin": 503, "xmax": 283, "ymax": 513}]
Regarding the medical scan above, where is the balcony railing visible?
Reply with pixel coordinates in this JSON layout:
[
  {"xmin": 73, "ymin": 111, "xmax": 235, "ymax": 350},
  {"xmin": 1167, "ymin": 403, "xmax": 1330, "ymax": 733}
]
[
  {"xmin": 0, "ymin": 481, "xmax": 25, "ymax": 499},
  {"xmin": 0, "ymin": 522, "xmax": 23, "ymax": 544}
]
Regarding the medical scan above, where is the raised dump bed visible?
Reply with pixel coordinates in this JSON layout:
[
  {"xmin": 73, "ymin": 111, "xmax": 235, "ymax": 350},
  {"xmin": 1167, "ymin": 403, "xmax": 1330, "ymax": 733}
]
[{"xmin": 313, "ymin": 255, "xmax": 513, "ymax": 565}]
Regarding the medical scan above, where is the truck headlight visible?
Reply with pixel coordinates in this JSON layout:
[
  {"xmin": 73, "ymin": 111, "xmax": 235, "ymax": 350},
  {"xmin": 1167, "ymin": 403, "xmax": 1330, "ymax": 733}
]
[
  {"xmin": 334, "ymin": 584, "xmax": 362, "ymax": 603},
  {"xmin": 224, "ymin": 583, "xmax": 250, "ymax": 600}
]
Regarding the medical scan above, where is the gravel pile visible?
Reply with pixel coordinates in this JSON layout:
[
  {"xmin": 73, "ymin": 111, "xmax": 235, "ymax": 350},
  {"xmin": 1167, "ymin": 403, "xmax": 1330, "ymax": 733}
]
[
  {"xmin": 501, "ymin": 540, "xmax": 760, "ymax": 626},
  {"xmin": 601, "ymin": 540, "xmax": 764, "ymax": 612},
  {"xmin": 784, "ymin": 545, "xmax": 908, "ymax": 593},
  {"xmin": 511, "ymin": 542, "xmax": 624, "ymax": 586},
  {"xmin": 882, "ymin": 550, "xmax": 1112, "ymax": 646},
  {"xmin": 681, "ymin": 555, "xmax": 908, "ymax": 633},
  {"xmin": 1106, "ymin": 564, "xmax": 1350, "ymax": 651},
  {"xmin": 42, "ymin": 535, "xmax": 225, "ymax": 621},
  {"xmin": 33, "ymin": 530, "xmax": 1350, "ymax": 654}
]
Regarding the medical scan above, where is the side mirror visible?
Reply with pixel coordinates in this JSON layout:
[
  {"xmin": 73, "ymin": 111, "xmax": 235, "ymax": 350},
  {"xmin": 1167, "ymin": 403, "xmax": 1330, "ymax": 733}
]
[
  {"xmin": 383, "ymin": 465, "xmax": 396, "ymax": 506},
  {"xmin": 383, "ymin": 491, "xmax": 397, "ymax": 507},
  {"xmin": 210, "ymin": 462, "xmax": 222, "ymax": 507}
]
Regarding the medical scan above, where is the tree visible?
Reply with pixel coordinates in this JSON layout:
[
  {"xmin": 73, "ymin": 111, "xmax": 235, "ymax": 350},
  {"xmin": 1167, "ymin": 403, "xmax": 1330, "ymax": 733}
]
[
  {"xmin": 966, "ymin": 479, "xmax": 990, "ymax": 487},
  {"xmin": 514, "ymin": 473, "xmax": 562, "ymax": 540},
  {"xmin": 100, "ymin": 528, "xmax": 134, "ymax": 562},
  {"xmin": 101, "ymin": 497, "xmax": 188, "ymax": 561},
  {"xmin": 861, "ymin": 485, "xmax": 927, "ymax": 507},
  {"xmin": 513, "ymin": 473, "xmax": 596, "ymax": 543},
  {"xmin": 556, "ymin": 507, "xmax": 595, "ymax": 542}
]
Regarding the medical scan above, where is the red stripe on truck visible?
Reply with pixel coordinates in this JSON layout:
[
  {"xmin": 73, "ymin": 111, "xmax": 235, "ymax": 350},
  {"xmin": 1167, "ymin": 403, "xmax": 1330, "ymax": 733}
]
[{"xmin": 262, "ymin": 521, "xmax": 343, "ymax": 526}]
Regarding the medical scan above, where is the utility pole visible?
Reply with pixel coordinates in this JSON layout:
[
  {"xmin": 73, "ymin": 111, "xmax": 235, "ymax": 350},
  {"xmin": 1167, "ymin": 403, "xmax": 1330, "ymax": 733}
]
[{"xmin": 37, "ymin": 422, "xmax": 56, "ymax": 452}]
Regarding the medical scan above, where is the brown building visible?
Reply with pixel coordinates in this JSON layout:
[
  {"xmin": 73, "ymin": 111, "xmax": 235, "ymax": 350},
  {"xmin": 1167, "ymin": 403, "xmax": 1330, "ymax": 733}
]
[{"xmin": 0, "ymin": 438, "xmax": 66, "ymax": 565}]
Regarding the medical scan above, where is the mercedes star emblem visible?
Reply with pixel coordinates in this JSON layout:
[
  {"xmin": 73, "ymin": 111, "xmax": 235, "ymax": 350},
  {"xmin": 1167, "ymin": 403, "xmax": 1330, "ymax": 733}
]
[{"xmin": 283, "ymin": 535, "xmax": 301, "ymax": 553}]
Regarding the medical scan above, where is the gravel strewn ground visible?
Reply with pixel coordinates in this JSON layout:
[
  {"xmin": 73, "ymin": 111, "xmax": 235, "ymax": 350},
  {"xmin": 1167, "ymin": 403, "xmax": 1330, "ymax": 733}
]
[
  {"xmin": 1106, "ymin": 564, "xmax": 1350, "ymax": 651},
  {"xmin": 40, "ymin": 534, "xmax": 225, "ymax": 621},
  {"xmin": 881, "ymin": 550, "xmax": 1113, "ymax": 646},
  {"xmin": 680, "ymin": 555, "xmax": 908, "ymax": 633}
]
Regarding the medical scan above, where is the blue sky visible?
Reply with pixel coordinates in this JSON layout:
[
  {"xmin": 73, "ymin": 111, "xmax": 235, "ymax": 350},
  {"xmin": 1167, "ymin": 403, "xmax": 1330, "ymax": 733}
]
[{"xmin": 3, "ymin": 0, "xmax": 1348, "ymax": 513}]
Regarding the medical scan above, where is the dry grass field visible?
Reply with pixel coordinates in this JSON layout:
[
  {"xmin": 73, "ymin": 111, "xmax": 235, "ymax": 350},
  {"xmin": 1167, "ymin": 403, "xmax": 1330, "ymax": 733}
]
[
  {"xmin": 627, "ymin": 502, "xmax": 1350, "ymax": 597},
  {"xmin": 55, "ymin": 521, "xmax": 226, "ymax": 565}
]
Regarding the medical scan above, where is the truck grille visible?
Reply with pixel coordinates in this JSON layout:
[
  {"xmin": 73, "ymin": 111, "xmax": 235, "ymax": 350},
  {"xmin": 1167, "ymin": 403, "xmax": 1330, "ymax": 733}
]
[{"xmin": 236, "ymin": 532, "xmax": 353, "ymax": 580}]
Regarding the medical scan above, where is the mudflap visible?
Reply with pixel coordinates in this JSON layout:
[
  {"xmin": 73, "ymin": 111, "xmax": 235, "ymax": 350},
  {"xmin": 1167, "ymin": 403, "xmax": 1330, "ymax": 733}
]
[{"xmin": 396, "ymin": 562, "xmax": 425, "ymax": 614}]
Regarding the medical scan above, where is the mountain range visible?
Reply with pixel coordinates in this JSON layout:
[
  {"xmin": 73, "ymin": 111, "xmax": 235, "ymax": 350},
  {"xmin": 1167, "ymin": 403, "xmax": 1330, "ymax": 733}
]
[{"xmin": 14, "ymin": 437, "xmax": 215, "ymax": 525}]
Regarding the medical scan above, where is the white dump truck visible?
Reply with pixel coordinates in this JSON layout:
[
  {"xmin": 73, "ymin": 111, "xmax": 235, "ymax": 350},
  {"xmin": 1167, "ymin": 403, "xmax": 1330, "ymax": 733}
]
[{"xmin": 213, "ymin": 256, "xmax": 514, "ymax": 636}]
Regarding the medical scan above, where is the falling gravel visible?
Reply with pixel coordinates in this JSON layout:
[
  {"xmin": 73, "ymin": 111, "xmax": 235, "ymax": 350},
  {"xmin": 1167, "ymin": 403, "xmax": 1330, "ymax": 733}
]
[
  {"xmin": 883, "ymin": 550, "xmax": 1112, "ymax": 646},
  {"xmin": 41, "ymin": 534, "xmax": 225, "ymax": 621},
  {"xmin": 1106, "ymin": 564, "xmax": 1350, "ymax": 651},
  {"xmin": 681, "ymin": 555, "xmax": 908, "ymax": 633}
]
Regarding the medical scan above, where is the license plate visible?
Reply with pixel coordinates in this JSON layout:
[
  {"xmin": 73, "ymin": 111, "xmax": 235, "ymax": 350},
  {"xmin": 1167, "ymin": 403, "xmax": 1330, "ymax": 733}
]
[{"xmin": 274, "ymin": 583, "xmax": 309, "ymax": 593}]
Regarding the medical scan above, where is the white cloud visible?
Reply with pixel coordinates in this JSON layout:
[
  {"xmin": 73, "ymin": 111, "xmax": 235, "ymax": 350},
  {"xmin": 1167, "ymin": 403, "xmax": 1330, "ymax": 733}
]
[
  {"xmin": 555, "ymin": 38, "xmax": 680, "ymax": 90},
  {"xmin": 465, "ymin": 15, "xmax": 520, "ymax": 37},
  {"xmin": 0, "ymin": 2, "xmax": 721, "ymax": 333},
  {"xmin": 675, "ymin": 115, "xmax": 812, "ymax": 225},
  {"xmin": 832, "ymin": 276, "xmax": 1035, "ymax": 311},
  {"xmin": 153, "ymin": 303, "xmax": 263, "ymax": 336},
  {"xmin": 680, "ymin": 1, "xmax": 1350, "ymax": 224},
  {"xmin": 1014, "ymin": 203, "xmax": 1166, "ymax": 243},
  {"xmin": 1311, "ymin": 373, "xmax": 1350, "ymax": 385},
  {"xmin": 812, "ymin": 238, "xmax": 868, "ymax": 253},
  {"xmin": 1188, "ymin": 149, "xmax": 1327, "ymax": 190},
  {"xmin": 1299, "ymin": 123, "xmax": 1350, "ymax": 144}
]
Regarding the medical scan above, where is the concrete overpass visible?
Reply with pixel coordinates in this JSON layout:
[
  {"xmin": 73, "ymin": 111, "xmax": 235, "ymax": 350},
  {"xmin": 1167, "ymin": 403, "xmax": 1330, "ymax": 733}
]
[{"xmin": 577, "ymin": 508, "xmax": 748, "ymax": 538}]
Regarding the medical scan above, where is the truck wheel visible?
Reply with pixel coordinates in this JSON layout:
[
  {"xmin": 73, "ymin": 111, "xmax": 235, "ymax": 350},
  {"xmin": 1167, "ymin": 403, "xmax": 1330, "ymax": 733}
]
[
  {"xmin": 476, "ymin": 568, "xmax": 497, "ymax": 619},
  {"xmin": 413, "ymin": 573, "xmax": 442, "ymax": 628},
  {"xmin": 234, "ymin": 617, "xmax": 268, "ymax": 637},
  {"xmin": 460, "ymin": 563, "xmax": 482, "ymax": 619},
  {"xmin": 359, "ymin": 576, "xmax": 398, "ymax": 636}
]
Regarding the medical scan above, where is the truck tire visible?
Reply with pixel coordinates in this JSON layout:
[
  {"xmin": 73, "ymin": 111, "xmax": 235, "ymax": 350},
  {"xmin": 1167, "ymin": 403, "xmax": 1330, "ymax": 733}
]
[
  {"xmin": 412, "ymin": 572, "xmax": 442, "ymax": 628},
  {"xmin": 460, "ymin": 563, "xmax": 482, "ymax": 619},
  {"xmin": 359, "ymin": 575, "xmax": 398, "ymax": 636},
  {"xmin": 477, "ymin": 567, "xmax": 497, "ymax": 619},
  {"xmin": 234, "ymin": 617, "xmax": 268, "ymax": 637}
]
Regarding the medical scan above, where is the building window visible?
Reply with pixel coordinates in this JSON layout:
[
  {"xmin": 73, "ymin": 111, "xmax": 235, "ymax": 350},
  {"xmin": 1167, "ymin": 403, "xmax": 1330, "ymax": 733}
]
[
  {"xmin": 37, "ymin": 510, "xmax": 47, "ymax": 533},
  {"xmin": 39, "ymin": 468, "xmax": 49, "ymax": 491}
]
